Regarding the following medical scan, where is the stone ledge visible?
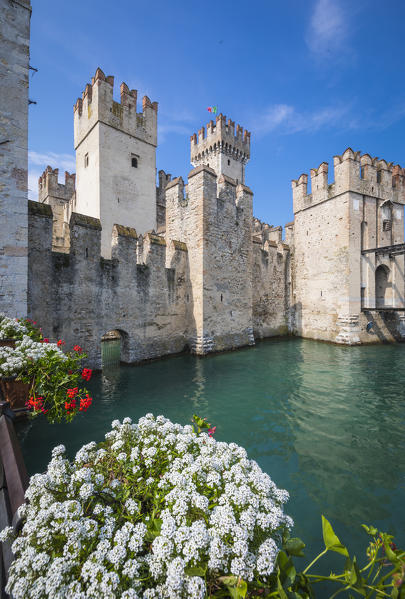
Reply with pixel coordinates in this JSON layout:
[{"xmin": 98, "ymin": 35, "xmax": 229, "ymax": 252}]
[
  {"xmin": 165, "ymin": 176, "xmax": 183, "ymax": 191},
  {"xmin": 70, "ymin": 212, "xmax": 102, "ymax": 230},
  {"xmin": 147, "ymin": 233, "xmax": 166, "ymax": 246},
  {"xmin": 188, "ymin": 165, "xmax": 217, "ymax": 179},
  {"xmin": 114, "ymin": 224, "xmax": 137, "ymax": 238},
  {"xmin": 28, "ymin": 200, "xmax": 52, "ymax": 218},
  {"xmin": 172, "ymin": 240, "xmax": 187, "ymax": 252}
]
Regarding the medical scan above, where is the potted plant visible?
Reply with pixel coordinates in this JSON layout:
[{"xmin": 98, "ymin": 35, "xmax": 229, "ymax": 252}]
[{"xmin": 0, "ymin": 316, "xmax": 92, "ymax": 421}]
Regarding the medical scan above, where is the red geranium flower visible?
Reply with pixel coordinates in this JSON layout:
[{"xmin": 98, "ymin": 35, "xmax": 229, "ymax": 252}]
[
  {"xmin": 66, "ymin": 387, "xmax": 78, "ymax": 398},
  {"xmin": 79, "ymin": 394, "xmax": 92, "ymax": 412},
  {"xmin": 57, "ymin": 339, "xmax": 65, "ymax": 347},
  {"xmin": 43, "ymin": 338, "xmax": 49, "ymax": 343},
  {"xmin": 81, "ymin": 368, "xmax": 92, "ymax": 381},
  {"xmin": 73, "ymin": 345, "xmax": 82, "ymax": 353}
]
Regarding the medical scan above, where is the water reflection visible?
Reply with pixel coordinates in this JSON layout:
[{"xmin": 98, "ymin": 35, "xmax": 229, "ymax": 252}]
[{"xmin": 15, "ymin": 338, "xmax": 405, "ymax": 556}]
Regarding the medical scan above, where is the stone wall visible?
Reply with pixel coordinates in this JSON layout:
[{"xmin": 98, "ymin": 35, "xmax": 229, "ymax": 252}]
[
  {"xmin": 0, "ymin": 0, "xmax": 31, "ymax": 317},
  {"xmin": 74, "ymin": 69, "xmax": 158, "ymax": 258},
  {"xmin": 28, "ymin": 201, "xmax": 192, "ymax": 368},
  {"xmin": 252, "ymin": 238, "xmax": 290, "ymax": 339},
  {"xmin": 292, "ymin": 148, "xmax": 405, "ymax": 344}
]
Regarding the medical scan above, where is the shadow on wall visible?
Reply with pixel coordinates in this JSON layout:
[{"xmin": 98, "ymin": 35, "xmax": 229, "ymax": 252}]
[{"xmin": 363, "ymin": 310, "xmax": 402, "ymax": 342}]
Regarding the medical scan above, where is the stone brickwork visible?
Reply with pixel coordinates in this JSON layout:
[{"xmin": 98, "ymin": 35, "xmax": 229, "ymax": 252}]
[
  {"xmin": 28, "ymin": 201, "xmax": 192, "ymax": 369},
  {"xmin": 74, "ymin": 68, "xmax": 158, "ymax": 258},
  {"xmin": 0, "ymin": 0, "xmax": 31, "ymax": 317},
  {"xmin": 38, "ymin": 167, "xmax": 75, "ymax": 252},
  {"xmin": 291, "ymin": 148, "xmax": 405, "ymax": 344},
  {"xmin": 190, "ymin": 115, "xmax": 250, "ymax": 184}
]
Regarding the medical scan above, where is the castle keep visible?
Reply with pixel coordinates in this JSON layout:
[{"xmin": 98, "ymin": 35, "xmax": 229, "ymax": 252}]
[{"xmin": 1, "ymin": 57, "xmax": 405, "ymax": 367}]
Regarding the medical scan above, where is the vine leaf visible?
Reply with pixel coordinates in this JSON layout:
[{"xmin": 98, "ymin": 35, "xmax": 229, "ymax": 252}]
[{"xmin": 322, "ymin": 515, "xmax": 349, "ymax": 556}]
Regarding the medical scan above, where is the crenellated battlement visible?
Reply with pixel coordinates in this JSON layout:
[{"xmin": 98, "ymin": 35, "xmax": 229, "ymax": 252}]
[
  {"xmin": 38, "ymin": 166, "xmax": 75, "ymax": 203},
  {"xmin": 74, "ymin": 67, "xmax": 158, "ymax": 149},
  {"xmin": 190, "ymin": 114, "xmax": 250, "ymax": 165},
  {"xmin": 292, "ymin": 148, "xmax": 405, "ymax": 213}
]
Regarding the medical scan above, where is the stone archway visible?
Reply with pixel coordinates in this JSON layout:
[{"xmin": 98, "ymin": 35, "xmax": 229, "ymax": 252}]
[
  {"xmin": 375, "ymin": 264, "xmax": 390, "ymax": 308},
  {"xmin": 101, "ymin": 329, "xmax": 129, "ymax": 369}
]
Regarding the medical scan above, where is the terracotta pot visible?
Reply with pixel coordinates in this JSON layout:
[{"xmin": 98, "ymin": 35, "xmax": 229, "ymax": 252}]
[
  {"xmin": 0, "ymin": 377, "xmax": 32, "ymax": 410},
  {"xmin": 0, "ymin": 339, "xmax": 16, "ymax": 349}
]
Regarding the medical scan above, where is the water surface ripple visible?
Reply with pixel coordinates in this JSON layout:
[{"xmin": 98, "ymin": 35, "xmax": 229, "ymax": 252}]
[{"xmin": 16, "ymin": 337, "xmax": 405, "ymax": 563}]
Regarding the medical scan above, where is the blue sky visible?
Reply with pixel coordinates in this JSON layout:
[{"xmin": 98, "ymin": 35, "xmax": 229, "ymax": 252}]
[{"xmin": 28, "ymin": 0, "xmax": 405, "ymax": 230}]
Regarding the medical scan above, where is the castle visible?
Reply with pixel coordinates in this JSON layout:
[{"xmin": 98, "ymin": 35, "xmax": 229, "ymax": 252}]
[{"xmin": 1, "ymin": 0, "xmax": 405, "ymax": 368}]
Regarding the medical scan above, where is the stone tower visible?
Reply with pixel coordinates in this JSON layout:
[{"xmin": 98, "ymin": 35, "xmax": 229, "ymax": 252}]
[
  {"xmin": 292, "ymin": 148, "xmax": 405, "ymax": 344},
  {"xmin": 0, "ymin": 0, "xmax": 31, "ymax": 317},
  {"xmin": 38, "ymin": 167, "xmax": 76, "ymax": 252},
  {"xmin": 74, "ymin": 68, "xmax": 158, "ymax": 258},
  {"xmin": 190, "ymin": 114, "xmax": 250, "ymax": 184}
]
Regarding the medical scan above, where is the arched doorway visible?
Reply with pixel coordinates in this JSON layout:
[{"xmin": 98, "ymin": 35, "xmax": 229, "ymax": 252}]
[
  {"xmin": 375, "ymin": 264, "xmax": 390, "ymax": 308},
  {"xmin": 101, "ymin": 330, "xmax": 123, "ymax": 369}
]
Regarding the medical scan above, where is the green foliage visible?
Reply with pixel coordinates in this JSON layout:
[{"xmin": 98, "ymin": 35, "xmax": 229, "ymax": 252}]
[{"xmin": 270, "ymin": 517, "xmax": 405, "ymax": 599}]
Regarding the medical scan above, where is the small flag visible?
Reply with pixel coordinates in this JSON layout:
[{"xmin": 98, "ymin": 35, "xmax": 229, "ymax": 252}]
[{"xmin": 207, "ymin": 106, "xmax": 218, "ymax": 115}]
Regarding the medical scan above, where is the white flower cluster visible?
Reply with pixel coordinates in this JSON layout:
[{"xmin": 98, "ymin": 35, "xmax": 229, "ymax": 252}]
[
  {"xmin": 2, "ymin": 415, "xmax": 293, "ymax": 599},
  {"xmin": 0, "ymin": 335, "xmax": 66, "ymax": 376},
  {"xmin": 0, "ymin": 314, "xmax": 27, "ymax": 340}
]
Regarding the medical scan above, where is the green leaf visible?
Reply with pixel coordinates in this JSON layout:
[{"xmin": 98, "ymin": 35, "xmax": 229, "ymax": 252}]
[
  {"xmin": 184, "ymin": 565, "xmax": 207, "ymax": 577},
  {"xmin": 285, "ymin": 537, "xmax": 306, "ymax": 557},
  {"xmin": 322, "ymin": 515, "xmax": 349, "ymax": 556},
  {"xmin": 218, "ymin": 576, "xmax": 247, "ymax": 599},
  {"xmin": 278, "ymin": 550, "xmax": 297, "ymax": 587},
  {"xmin": 362, "ymin": 524, "xmax": 378, "ymax": 536}
]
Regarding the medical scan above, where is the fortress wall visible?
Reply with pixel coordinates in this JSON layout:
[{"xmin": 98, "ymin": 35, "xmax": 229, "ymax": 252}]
[
  {"xmin": 292, "ymin": 191, "xmax": 350, "ymax": 342},
  {"xmin": 28, "ymin": 203, "xmax": 192, "ymax": 368},
  {"xmin": 198, "ymin": 175, "xmax": 254, "ymax": 352},
  {"xmin": 252, "ymin": 240, "xmax": 290, "ymax": 339},
  {"xmin": 0, "ymin": 0, "xmax": 31, "ymax": 317}
]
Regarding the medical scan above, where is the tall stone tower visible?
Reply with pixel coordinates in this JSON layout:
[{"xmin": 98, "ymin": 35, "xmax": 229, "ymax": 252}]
[
  {"xmin": 74, "ymin": 68, "xmax": 158, "ymax": 258},
  {"xmin": 0, "ymin": 0, "xmax": 31, "ymax": 317},
  {"xmin": 190, "ymin": 114, "xmax": 250, "ymax": 184}
]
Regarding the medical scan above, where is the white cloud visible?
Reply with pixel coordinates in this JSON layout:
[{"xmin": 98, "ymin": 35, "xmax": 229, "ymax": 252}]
[
  {"xmin": 306, "ymin": 0, "xmax": 348, "ymax": 57},
  {"xmin": 252, "ymin": 102, "xmax": 352, "ymax": 136},
  {"xmin": 29, "ymin": 151, "xmax": 76, "ymax": 172},
  {"xmin": 158, "ymin": 123, "xmax": 192, "ymax": 143}
]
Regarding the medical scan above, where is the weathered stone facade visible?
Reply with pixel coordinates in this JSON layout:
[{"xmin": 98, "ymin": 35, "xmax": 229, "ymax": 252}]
[
  {"xmin": 2, "ymin": 45, "xmax": 405, "ymax": 369},
  {"xmin": 0, "ymin": 0, "xmax": 31, "ymax": 317},
  {"xmin": 291, "ymin": 149, "xmax": 405, "ymax": 344}
]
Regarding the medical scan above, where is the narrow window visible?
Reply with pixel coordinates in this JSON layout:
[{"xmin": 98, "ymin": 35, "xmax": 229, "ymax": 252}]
[
  {"xmin": 131, "ymin": 156, "xmax": 138, "ymax": 168},
  {"xmin": 84, "ymin": 153, "xmax": 89, "ymax": 168},
  {"xmin": 85, "ymin": 247, "xmax": 88, "ymax": 258},
  {"xmin": 360, "ymin": 166, "xmax": 365, "ymax": 179},
  {"xmin": 377, "ymin": 170, "xmax": 381, "ymax": 183},
  {"xmin": 228, "ymin": 159, "xmax": 230, "ymax": 165},
  {"xmin": 220, "ymin": 294, "xmax": 223, "ymax": 302}
]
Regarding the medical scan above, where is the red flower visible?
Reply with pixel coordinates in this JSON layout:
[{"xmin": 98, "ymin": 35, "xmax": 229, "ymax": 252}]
[
  {"xmin": 81, "ymin": 368, "xmax": 92, "ymax": 381},
  {"xmin": 68, "ymin": 370, "xmax": 73, "ymax": 375},
  {"xmin": 57, "ymin": 339, "xmax": 65, "ymax": 347},
  {"xmin": 73, "ymin": 345, "xmax": 82, "ymax": 352},
  {"xmin": 66, "ymin": 387, "xmax": 78, "ymax": 398},
  {"xmin": 33, "ymin": 321, "xmax": 37, "ymax": 325},
  {"xmin": 79, "ymin": 394, "xmax": 92, "ymax": 412},
  {"xmin": 25, "ymin": 396, "xmax": 45, "ymax": 412},
  {"xmin": 208, "ymin": 426, "xmax": 217, "ymax": 437},
  {"xmin": 43, "ymin": 338, "xmax": 49, "ymax": 343},
  {"xmin": 65, "ymin": 398, "xmax": 77, "ymax": 413}
]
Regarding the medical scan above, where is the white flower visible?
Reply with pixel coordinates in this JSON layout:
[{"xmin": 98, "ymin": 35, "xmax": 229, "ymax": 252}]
[{"xmin": 2, "ymin": 414, "xmax": 292, "ymax": 598}]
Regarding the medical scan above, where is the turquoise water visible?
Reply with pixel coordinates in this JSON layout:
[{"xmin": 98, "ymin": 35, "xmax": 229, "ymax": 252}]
[{"xmin": 16, "ymin": 337, "xmax": 405, "ymax": 573}]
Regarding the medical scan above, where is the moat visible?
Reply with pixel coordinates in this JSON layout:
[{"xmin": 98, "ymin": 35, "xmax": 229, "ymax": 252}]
[{"xmin": 16, "ymin": 337, "xmax": 405, "ymax": 562}]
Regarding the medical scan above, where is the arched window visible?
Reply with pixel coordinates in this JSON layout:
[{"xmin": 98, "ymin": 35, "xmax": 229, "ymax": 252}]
[
  {"xmin": 131, "ymin": 156, "xmax": 138, "ymax": 168},
  {"xmin": 375, "ymin": 264, "xmax": 390, "ymax": 308}
]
